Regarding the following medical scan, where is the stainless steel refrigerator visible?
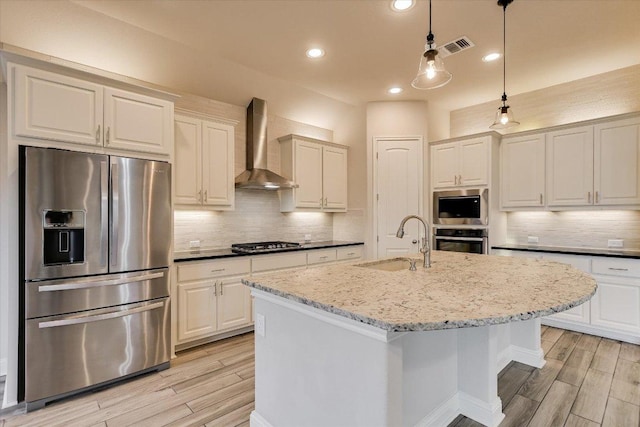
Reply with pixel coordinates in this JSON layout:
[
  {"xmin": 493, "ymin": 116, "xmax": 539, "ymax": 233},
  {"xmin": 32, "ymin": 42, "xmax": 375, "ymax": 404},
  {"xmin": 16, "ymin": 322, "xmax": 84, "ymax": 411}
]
[{"xmin": 19, "ymin": 146, "xmax": 172, "ymax": 411}]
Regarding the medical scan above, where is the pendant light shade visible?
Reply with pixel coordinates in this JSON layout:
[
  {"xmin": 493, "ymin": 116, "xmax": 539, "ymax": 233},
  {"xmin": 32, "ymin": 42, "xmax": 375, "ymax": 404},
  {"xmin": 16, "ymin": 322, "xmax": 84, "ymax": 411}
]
[
  {"xmin": 411, "ymin": 0, "xmax": 451, "ymax": 90},
  {"xmin": 490, "ymin": 0, "xmax": 519, "ymax": 129}
]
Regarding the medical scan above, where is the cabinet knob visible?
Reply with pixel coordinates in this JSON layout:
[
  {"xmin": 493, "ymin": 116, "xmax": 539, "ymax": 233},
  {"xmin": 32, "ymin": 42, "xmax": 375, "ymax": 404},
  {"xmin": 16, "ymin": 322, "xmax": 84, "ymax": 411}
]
[{"xmin": 412, "ymin": 239, "xmax": 418, "ymax": 244}]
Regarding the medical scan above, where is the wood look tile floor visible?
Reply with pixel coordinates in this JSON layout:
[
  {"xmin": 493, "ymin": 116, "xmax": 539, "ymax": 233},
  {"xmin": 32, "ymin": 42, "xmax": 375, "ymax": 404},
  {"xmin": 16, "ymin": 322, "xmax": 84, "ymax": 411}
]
[{"xmin": 1, "ymin": 327, "xmax": 639, "ymax": 427}]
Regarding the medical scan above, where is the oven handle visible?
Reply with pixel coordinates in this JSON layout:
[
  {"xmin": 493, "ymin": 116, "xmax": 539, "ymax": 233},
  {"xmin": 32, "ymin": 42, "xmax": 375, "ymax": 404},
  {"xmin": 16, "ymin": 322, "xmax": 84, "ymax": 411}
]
[
  {"xmin": 434, "ymin": 236, "xmax": 485, "ymax": 242},
  {"xmin": 38, "ymin": 271, "xmax": 165, "ymax": 292},
  {"xmin": 38, "ymin": 301, "xmax": 165, "ymax": 329}
]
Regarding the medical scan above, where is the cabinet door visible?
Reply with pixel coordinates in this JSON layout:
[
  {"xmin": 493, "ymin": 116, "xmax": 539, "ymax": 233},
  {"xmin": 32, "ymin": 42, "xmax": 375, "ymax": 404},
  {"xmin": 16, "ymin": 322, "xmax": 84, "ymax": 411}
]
[
  {"xmin": 174, "ymin": 115, "xmax": 202, "ymax": 205},
  {"xmin": 202, "ymin": 120, "xmax": 235, "ymax": 208},
  {"xmin": 459, "ymin": 137, "xmax": 489, "ymax": 186},
  {"xmin": 13, "ymin": 64, "xmax": 103, "ymax": 146},
  {"xmin": 542, "ymin": 253, "xmax": 591, "ymax": 324},
  {"xmin": 177, "ymin": 281, "xmax": 217, "ymax": 342},
  {"xmin": 217, "ymin": 278, "xmax": 252, "ymax": 331},
  {"xmin": 431, "ymin": 142, "xmax": 458, "ymax": 188},
  {"xmin": 501, "ymin": 134, "xmax": 546, "ymax": 208},
  {"xmin": 322, "ymin": 146, "xmax": 348, "ymax": 211},
  {"xmin": 294, "ymin": 140, "xmax": 323, "ymax": 208},
  {"xmin": 594, "ymin": 118, "xmax": 640, "ymax": 206},
  {"xmin": 591, "ymin": 275, "xmax": 640, "ymax": 334},
  {"xmin": 104, "ymin": 87, "xmax": 172, "ymax": 155},
  {"xmin": 546, "ymin": 126, "xmax": 594, "ymax": 207}
]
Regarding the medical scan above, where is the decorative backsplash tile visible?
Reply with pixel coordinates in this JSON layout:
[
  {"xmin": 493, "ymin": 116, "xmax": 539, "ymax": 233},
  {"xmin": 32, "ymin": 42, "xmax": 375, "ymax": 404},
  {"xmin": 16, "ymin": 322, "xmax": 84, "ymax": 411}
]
[{"xmin": 506, "ymin": 210, "xmax": 640, "ymax": 249}]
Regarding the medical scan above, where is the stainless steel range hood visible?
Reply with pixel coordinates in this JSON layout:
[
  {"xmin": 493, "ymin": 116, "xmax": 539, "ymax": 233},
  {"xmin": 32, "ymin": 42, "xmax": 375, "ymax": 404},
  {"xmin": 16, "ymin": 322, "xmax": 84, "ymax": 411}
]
[{"xmin": 235, "ymin": 98, "xmax": 297, "ymax": 190}]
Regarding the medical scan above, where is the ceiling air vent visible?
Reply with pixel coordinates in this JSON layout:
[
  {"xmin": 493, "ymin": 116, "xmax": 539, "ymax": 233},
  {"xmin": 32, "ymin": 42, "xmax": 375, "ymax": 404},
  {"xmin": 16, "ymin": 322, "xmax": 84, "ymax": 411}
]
[{"xmin": 438, "ymin": 36, "xmax": 475, "ymax": 58}]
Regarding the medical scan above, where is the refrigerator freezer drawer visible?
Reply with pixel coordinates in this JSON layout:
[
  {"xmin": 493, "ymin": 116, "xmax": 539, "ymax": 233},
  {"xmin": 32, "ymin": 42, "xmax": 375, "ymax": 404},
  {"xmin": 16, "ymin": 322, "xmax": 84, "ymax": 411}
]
[
  {"xmin": 25, "ymin": 298, "xmax": 170, "ymax": 404},
  {"xmin": 26, "ymin": 268, "xmax": 169, "ymax": 318}
]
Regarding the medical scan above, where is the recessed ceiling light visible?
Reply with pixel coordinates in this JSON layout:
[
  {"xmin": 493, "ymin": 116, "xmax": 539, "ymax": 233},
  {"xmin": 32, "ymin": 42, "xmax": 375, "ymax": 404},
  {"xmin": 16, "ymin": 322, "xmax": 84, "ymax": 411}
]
[
  {"xmin": 388, "ymin": 87, "xmax": 403, "ymax": 94},
  {"xmin": 482, "ymin": 52, "xmax": 501, "ymax": 62},
  {"xmin": 391, "ymin": 0, "xmax": 414, "ymax": 11},
  {"xmin": 306, "ymin": 48, "xmax": 325, "ymax": 58}
]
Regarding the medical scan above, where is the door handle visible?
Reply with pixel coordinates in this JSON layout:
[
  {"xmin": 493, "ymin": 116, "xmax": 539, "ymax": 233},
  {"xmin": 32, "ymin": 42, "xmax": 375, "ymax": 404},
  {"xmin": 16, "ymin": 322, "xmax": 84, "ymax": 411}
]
[
  {"xmin": 100, "ymin": 160, "xmax": 109, "ymax": 267},
  {"xmin": 38, "ymin": 271, "xmax": 165, "ymax": 292},
  {"xmin": 110, "ymin": 161, "xmax": 119, "ymax": 267},
  {"xmin": 38, "ymin": 301, "xmax": 164, "ymax": 329}
]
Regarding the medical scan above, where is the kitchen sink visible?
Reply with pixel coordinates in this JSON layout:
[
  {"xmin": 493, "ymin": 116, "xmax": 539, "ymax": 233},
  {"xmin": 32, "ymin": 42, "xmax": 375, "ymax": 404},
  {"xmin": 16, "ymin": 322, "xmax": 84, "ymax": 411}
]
[{"xmin": 356, "ymin": 258, "xmax": 416, "ymax": 272}]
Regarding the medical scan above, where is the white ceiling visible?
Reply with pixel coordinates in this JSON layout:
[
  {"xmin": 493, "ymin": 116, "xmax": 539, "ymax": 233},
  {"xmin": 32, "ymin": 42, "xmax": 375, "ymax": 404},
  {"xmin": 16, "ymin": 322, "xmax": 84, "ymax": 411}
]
[{"xmin": 71, "ymin": 0, "xmax": 640, "ymax": 112}]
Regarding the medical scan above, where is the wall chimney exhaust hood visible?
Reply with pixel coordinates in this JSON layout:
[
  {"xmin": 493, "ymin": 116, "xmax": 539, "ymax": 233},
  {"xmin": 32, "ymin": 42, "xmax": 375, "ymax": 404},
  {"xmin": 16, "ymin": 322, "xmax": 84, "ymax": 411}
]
[{"xmin": 235, "ymin": 98, "xmax": 298, "ymax": 190}]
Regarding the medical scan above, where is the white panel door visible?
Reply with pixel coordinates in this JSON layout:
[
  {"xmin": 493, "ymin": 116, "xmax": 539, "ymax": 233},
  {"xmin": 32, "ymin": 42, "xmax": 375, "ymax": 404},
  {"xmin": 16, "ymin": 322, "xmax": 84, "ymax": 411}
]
[
  {"xmin": 591, "ymin": 276, "xmax": 640, "ymax": 334},
  {"xmin": 501, "ymin": 133, "xmax": 546, "ymax": 208},
  {"xmin": 431, "ymin": 142, "xmax": 458, "ymax": 189},
  {"xmin": 177, "ymin": 281, "xmax": 217, "ymax": 342},
  {"xmin": 202, "ymin": 120, "xmax": 235, "ymax": 207},
  {"xmin": 217, "ymin": 278, "xmax": 252, "ymax": 331},
  {"xmin": 542, "ymin": 253, "xmax": 591, "ymax": 324},
  {"xmin": 174, "ymin": 115, "xmax": 202, "ymax": 205},
  {"xmin": 322, "ymin": 145, "xmax": 348, "ymax": 211},
  {"xmin": 294, "ymin": 140, "xmax": 323, "ymax": 208},
  {"xmin": 13, "ymin": 64, "xmax": 103, "ymax": 146},
  {"xmin": 104, "ymin": 87, "xmax": 172, "ymax": 155},
  {"xmin": 376, "ymin": 138, "xmax": 422, "ymax": 257},
  {"xmin": 546, "ymin": 126, "xmax": 594, "ymax": 206},
  {"xmin": 594, "ymin": 118, "xmax": 640, "ymax": 205},
  {"xmin": 459, "ymin": 137, "xmax": 489, "ymax": 186}
]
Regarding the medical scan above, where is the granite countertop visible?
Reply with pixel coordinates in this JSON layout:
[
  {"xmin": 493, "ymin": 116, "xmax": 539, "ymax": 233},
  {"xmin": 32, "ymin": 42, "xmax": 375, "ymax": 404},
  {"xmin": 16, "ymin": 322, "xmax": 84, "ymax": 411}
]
[
  {"xmin": 243, "ymin": 250, "xmax": 597, "ymax": 332},
  {"xmin": 492, "ymin": 243, "xmax": 640, "ymax": 259},
  {"xmin": 174, "ymin": 240, "xmax": 364, "ymax": 262}
]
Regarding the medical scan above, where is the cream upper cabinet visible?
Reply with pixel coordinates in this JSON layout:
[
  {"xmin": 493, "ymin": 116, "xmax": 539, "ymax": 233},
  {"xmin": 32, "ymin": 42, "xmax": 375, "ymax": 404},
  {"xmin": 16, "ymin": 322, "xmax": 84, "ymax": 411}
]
[
  {"xmin": 174, "ymin": 114, "xmax": 235, "ymax": 209},
  {"xmin": 594, "ymin": 117, "xmax": 640, "ymax": 206},
  {"xmin": 11, "ymin": 63, "xmax": 173, "ymax": 156},
  {"xmin": 546, "ymin": 126, "xmax": 594, "ymax": 207},
  {"xmin": 279, "ymin": 135, "xmax": 348, "ymax": 212},
  {"xmin": 500, "ymin": 133, "xmax": 546, "ymax": 208},
  {"xmin": 431, "ymin": 136, "xmax": 489, "ymax": 189}
]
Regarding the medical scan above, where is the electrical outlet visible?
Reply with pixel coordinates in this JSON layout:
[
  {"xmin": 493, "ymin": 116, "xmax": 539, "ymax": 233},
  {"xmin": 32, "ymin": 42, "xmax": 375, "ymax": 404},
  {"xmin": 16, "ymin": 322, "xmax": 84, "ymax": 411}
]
[
  {"xmin": 527, "ymin": 236, "xmax": 539, "ymax": 244},
  {"xmin": 255, "ymin": 313, "xmax": 266, "ymax": 337},
  {"xmin": 608, "ymin": 239, "xmax": 624, "ymax": 248},
  {"xmin": 304, "ymin": 234, "xmax": 312, "ymax": 243},
  {"xmin": 189, "ymin": 240, "xmax": 201, "ymax": 249}
]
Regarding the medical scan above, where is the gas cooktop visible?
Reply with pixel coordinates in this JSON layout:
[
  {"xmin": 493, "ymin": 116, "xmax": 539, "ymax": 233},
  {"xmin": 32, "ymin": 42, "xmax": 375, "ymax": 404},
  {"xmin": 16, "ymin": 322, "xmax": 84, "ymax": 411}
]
[{"xmin": 231, "ymin": 241, "xmax": 302, "ymax": 254}]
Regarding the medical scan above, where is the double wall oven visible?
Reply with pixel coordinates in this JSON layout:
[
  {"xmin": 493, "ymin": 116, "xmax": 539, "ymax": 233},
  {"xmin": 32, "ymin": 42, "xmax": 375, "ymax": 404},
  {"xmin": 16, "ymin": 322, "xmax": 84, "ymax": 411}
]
[
  {"xmin": 433, "ymin": 188, "xmax": 489, "ymax": 254},
  {"xmin": 19, "ymin": 147, "xmax": 172, "ymax": 410}
]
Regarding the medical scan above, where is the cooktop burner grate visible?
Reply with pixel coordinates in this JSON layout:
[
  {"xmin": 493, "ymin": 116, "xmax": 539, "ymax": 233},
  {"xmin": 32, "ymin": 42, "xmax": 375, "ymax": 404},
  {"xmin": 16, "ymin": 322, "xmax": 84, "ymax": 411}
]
[{"xmin": 231, "ymin": 241, "xmax": 302, "ymax": 254}]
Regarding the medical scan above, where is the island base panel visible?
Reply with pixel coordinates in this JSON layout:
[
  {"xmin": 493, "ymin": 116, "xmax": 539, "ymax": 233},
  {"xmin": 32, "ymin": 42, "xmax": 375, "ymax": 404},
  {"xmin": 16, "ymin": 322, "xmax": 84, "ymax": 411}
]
[{"xmin": 251, "ymin": 291, "xmax": 545, "ymax": 427}]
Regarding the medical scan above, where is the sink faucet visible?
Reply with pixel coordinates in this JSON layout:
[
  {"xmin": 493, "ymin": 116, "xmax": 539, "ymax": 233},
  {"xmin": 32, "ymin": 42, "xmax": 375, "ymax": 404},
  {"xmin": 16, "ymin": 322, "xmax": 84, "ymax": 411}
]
[{"xmin": 396, "ymin": 215, "xmax": 431, "ymax": 268}]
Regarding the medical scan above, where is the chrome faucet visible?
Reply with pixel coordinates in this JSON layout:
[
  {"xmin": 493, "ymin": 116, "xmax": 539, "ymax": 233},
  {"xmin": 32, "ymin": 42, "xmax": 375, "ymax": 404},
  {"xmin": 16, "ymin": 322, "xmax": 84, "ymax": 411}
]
[{"xmin": 396, "ymin": 215, "xmax": 431, "ymax": 268}]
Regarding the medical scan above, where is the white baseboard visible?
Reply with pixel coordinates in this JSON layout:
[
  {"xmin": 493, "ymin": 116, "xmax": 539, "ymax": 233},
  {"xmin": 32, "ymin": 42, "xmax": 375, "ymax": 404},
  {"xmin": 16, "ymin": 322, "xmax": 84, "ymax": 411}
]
[
  {"xmin": 414, "ymin": 394, "xmax": 460, "ymax": 427},
  {"xmin": 459, "ymin": 392, "xmax": 505, "ymax": 427},
  {"xmin": 0, "ymin": 357, "xmax": 6, "ymax": 377},
  {"xmin": 250, "ymin": 410, "xmax": 273, "ymax": 427},
  {"xmin": 542, "ymin": 318, "xmax": 640, "ymax": 344},
  {"xmin": 510, "ymin": 345, "xmax": 546, "ymax": 369}
]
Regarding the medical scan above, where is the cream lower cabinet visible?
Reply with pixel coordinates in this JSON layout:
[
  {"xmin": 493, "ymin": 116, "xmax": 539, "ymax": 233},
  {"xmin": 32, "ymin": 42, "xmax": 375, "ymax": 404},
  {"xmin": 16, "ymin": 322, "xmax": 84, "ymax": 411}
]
[
  {"xmin": 174, "ymin": 114, "xmax": 235, "ymax": 209},
  {"xmin": 500, "ymin": 133, "xmax": 546, "ymax": 209},
  {"xmin": 176, "ymin": 258, "xmax": 251, "ymax": 343},
  {"xmin": 11, "ymin": 63, "xmax": 173, "ymax": 155},
  {"xmin": 431, "ymin": 136, "xmax": 490, "ymax": 189},
  {"xmin": 278, "ymin": 135, "xmax": 348, "ymax": 212}
]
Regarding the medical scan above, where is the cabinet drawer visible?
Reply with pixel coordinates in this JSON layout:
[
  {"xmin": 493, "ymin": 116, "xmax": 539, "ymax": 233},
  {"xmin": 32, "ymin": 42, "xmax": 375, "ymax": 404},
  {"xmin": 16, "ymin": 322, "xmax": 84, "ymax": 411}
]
[
  {"xmin": 592, "ymin": 258, "xmax": 640, "ymax": 278},
  {"xmin": 337, "ymin": 246, "xmax": 363, "ymax": 261},
  {"xmin": 252, "ymin": 252, "xmax": 307, "ymax": 273},
  {"xmin": 178, "ymin": 258, "xmax": 250, "ymax": 282},
  {"xmin": 307, "ymin": 249, "xmax": 337, "ymax": 265}
]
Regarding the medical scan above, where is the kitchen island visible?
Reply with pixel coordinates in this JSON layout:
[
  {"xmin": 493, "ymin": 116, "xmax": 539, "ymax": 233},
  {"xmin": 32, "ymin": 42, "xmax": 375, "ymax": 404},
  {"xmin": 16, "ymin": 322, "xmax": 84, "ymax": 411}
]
[{"xmin": 243, "ymin": 251, "xmax": 597, "ymax": 427}]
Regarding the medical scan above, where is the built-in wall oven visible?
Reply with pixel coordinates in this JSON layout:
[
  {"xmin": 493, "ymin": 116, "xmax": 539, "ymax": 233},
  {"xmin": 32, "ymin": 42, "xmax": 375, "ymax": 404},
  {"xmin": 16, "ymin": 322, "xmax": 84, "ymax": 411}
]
[
  {"xmin": 434, "ymin": 228, "xmax": 488, "ymax": 255},
  {"xmin": 433, "ymin": 188, "xmax": 488, "ymax": 226}
]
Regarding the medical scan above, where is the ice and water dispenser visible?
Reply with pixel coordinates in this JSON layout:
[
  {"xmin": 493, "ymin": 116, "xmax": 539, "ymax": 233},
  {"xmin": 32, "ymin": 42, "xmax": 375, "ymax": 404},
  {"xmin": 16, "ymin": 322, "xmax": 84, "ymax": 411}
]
[{"xmin": 42, "ymin": 210, "xmax": 85, "ymax": 265}]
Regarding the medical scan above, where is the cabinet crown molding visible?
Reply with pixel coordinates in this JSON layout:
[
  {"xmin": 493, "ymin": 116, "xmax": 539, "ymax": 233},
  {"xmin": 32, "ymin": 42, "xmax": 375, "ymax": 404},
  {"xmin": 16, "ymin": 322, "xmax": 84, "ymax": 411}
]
[
  {"xmin": 278, "ymin": 134, "xmax": 347, "ymax": 150},
  {"xmin": 174, "ymin": 109, "xmax": 239, "ymax": 127}
]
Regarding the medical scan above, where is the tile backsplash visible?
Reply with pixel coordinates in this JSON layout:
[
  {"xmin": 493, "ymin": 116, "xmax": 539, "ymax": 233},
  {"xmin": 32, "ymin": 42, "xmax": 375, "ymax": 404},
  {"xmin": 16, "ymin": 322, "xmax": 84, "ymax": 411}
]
[
  {"xmin": 174, "ymin": 190, "xmax": 333, "ymax": 251},
  {"xmin": 506, "ymin": 210, "xmax": 640, "ymax": 249}
]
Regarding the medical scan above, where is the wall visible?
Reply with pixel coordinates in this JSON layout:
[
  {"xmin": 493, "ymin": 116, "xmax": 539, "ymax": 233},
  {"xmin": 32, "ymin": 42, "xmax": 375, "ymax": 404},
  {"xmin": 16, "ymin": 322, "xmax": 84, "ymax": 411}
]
[{"xmin": 450, "ymin": 64, "xmax": 640, "ymax": 138}]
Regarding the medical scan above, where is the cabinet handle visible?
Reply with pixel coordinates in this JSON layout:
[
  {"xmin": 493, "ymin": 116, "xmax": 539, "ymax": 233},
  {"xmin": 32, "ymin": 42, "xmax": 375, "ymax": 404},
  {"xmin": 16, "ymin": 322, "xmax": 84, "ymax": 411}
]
[
  {"xmin": 198, "ymin": 190, "xmax": 202, "ymax": 202},
  {"xmin": 95, "ymin": 125, "xmax": 101, "ymax": 143},
  {"xmin": 595, "ymin": 191, "xmax": 599, "ymax": 204},
  {"xmin": 204, "ymin": 190, "xmax": 208, "ymax": 202},
  {"xmin": 458, "ymin": 175, "xmax": 462, "ymax": 185},
  {"xmin": 320, "ymin": 198, "xmax": 324, "ymax": 207},
  {"xmin": 213, "ymin": 281, "xmax": 218, "ymax": 297},
  {"xmin": 106, "ymin": 127, "xmax": 110, "ymax": 145},
  {"xmin": 587, "ymin": 191, "xmax": 592, "ymax": 203},
  {"xmin": 454, "ymin": 175, "xmax": 458, "ymax": 185},
  {"xmin": 219, "ymin": 281, "xmax": 223, "ymax": 295},
  {"xmin": 347, "ymin": 252, "xmax": 355, "ymax": 256},
  {"xmin": 324, "ymin": 197, "xmax": 328, "ymax": 206},
  {"xmin": 539, "ymin": 193, "xmax": 543, "ymax": 205},
  {"xmin": 608, "ymin": 267, "xmax": 629, "ymax": 271},
  {"xmin": 210, "ymin": 268, "xmax": 225, "ymax": 273},
  {"xmin": 319, "ymin": 256, "xmax": 328, "ymax": 259}
]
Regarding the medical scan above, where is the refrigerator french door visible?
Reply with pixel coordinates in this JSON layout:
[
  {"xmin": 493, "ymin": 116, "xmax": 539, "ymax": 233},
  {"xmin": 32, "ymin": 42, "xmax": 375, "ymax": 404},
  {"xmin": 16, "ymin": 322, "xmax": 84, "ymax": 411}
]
[{"xmin": 19, "ymin": 146, "xmax": 172, "ymax": 410}]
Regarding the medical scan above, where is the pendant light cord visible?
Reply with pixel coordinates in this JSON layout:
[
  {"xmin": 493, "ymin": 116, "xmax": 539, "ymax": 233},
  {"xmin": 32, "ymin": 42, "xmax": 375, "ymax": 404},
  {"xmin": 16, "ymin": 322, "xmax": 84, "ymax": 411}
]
[
  {"xmin": 502, "ymin": 2, "xmax": 507, "ymax": 103},
  {"xmin": 426, "ymin": 0, "xmax": 434, "ymax": 47}
]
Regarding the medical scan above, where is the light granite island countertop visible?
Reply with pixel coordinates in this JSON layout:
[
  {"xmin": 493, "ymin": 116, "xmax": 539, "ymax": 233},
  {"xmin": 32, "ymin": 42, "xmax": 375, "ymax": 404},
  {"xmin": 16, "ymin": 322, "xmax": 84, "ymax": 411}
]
[{"xmin": 244, "ymin": 251, "xmax": 597, "ymax": 427}]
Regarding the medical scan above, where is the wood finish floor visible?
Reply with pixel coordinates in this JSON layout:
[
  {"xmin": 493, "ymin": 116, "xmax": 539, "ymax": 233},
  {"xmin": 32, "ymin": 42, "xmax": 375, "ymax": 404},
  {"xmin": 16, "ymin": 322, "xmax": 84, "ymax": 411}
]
[{"xmin": 1, "ymin": 326, "xmax": 639, "ymax": 427}]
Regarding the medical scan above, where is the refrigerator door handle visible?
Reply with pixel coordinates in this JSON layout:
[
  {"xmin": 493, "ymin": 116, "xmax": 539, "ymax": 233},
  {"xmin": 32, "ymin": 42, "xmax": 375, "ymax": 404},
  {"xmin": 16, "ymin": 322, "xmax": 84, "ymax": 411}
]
[
  {"xmin": 100, "ymin": 160, "xmax": 109, "ymax": 268},
  {"xmin": 37, "ymin": 301, "xmax": 165, "ymax": 329},
  {"xmin": 38, "ymin": 271, "xmax": 165, "ymax": 292},
  {"xmin": 110, "ymin": 161, "xmax": 119, "ymax": 267}
]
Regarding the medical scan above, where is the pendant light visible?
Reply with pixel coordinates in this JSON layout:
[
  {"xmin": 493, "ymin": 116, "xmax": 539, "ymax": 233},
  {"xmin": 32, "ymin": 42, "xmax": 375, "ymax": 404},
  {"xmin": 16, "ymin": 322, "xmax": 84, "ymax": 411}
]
[
  {"xmin": 411, "ymin": 0, "xmax": 452, "ymax": 90},
  {"xmin": 490, "ymin": 0, "xmax": 519, "ymax": 129}
]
